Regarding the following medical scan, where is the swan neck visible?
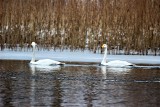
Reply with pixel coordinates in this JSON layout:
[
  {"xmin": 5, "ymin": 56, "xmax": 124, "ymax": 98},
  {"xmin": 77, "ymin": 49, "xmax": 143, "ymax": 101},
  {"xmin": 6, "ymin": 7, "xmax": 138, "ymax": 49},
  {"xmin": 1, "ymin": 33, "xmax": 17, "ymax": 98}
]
[
  {"xmin": 31, "ymin": 45, "xmax": 36, "ymax": 62},
  {"xmin": 101, "ymin": 45, "xmax": 107, "ymax": 64}
]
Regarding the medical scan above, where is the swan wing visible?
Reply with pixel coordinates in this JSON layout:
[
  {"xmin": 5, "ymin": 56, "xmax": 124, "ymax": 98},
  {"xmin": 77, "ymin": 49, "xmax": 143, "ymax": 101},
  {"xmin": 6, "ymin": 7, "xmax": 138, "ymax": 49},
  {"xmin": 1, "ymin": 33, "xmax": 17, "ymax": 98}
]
[
  {"xmin": 107, "ymin": 60, "xmax": 133, "ymax": 67},
  {"xmin": 102, "ymin": 60, "xmax": 133, "ymax": 67}
]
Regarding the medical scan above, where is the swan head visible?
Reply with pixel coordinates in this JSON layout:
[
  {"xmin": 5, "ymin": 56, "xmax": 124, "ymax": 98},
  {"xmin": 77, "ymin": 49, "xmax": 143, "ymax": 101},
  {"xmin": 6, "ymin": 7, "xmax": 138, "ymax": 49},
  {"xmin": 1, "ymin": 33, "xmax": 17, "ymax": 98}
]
[
  {"xmin": 102, "ymin": 44, "xmax": 107, "ymax": 48},
  {"xmin": 31, "ymin": 42, "xmax": 37, "ymax": 47}
]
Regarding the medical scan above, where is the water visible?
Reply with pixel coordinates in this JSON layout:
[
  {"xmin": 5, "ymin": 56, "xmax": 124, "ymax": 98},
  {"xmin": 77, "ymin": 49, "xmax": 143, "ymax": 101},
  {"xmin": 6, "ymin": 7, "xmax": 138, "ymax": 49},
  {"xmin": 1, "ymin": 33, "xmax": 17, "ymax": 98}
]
[{"xmin": 0, "ymin": 60, "xmax": 160, "ymax": 107}]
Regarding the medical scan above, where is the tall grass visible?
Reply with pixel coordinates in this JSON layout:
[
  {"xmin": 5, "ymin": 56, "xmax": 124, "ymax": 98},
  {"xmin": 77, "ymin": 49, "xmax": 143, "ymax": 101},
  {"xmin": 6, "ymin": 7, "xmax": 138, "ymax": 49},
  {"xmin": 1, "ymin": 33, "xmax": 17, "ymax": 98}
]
[{"xmin": 0, "ymin": 0, "xmax": 160, "ymax": 55}]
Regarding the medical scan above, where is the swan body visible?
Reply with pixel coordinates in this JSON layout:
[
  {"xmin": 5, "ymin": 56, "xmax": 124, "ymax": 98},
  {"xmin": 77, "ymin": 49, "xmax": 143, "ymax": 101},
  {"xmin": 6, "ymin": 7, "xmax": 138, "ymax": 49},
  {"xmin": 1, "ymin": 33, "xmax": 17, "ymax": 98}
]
[
  {"xmin": 101, "ymin": 44, "xmax": 134, "ymax": 67},
  {"xmin": 30, "ymin": 59, "xmax": 63, "ymax": 65},
  {"xmin": 101, "ymin": 60, "xmax": 133, "ymax": 67},
  {"xmin": 30, "ymin": 42, "xmax": 65, "ymax": 66}
]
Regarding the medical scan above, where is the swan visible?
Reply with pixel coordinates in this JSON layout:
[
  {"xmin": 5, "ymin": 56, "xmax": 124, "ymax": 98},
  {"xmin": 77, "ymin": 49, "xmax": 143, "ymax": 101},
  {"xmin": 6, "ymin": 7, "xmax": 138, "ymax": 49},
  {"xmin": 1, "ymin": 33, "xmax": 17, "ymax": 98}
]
[
  {"xmin": 101, "ymin": 44, "xmax": 134, "ymax": 67},
  {"xmin": 30, "ymin": 42, "xmax": 65, "ymax": 66}
]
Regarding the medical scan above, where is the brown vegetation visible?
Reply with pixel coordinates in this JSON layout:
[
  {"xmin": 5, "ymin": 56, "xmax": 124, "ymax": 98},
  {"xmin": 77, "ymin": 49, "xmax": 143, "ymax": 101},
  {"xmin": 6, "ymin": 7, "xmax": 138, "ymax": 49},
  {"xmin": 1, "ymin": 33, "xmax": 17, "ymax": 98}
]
[{"xmin": 0, "ymin": 0, "xmax": 160, "ymax": 55}]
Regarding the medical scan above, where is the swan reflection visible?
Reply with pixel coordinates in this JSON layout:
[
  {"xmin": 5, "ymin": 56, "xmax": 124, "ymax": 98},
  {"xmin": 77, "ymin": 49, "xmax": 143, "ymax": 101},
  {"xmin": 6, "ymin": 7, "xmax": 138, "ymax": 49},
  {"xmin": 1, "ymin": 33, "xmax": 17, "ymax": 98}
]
[
  {"xmin": 29, "ymin": 64, "xmax": 61, "ymax": 74},
  {"xmin": 101, "ymin": 66, "xmax": 131, "ymax": 73},
  {"xmin": 101, "ymin": 66, "xmax": 131, "ymax": 77},
  {"xmin": 29, "ymin": 64, "xmax": 62, "ymax": 107}
]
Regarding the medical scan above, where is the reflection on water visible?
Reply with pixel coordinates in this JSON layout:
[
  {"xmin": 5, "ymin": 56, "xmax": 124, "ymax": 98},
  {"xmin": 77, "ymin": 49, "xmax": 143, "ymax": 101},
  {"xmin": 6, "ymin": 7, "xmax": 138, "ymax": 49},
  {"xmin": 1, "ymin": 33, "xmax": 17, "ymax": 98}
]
[
  {"xmin": 30, "ymin": 64, "xmax": 61, "ymax": 74},
  {"xmin": 0, "ymin": 60, "xmax": 160, "ymax": 107},
  {"xmin": 100, "ymin": 66, "xmax": 131, "ymax": 79},
  {"xmin": 100, "ymin": 66, "xmax": 131, "ymax": 74},
  {"xmin": 29, "ymin": 64, "xmax": 62, "ymax": 107}
]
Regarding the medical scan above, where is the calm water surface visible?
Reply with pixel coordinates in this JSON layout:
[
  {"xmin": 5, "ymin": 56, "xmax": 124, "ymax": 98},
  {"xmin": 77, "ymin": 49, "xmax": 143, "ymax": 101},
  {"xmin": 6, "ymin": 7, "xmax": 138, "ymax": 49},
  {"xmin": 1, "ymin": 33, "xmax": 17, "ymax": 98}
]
[{"xmin": 0, "ymin": 60, "xmax": 160, "ymax": 107}]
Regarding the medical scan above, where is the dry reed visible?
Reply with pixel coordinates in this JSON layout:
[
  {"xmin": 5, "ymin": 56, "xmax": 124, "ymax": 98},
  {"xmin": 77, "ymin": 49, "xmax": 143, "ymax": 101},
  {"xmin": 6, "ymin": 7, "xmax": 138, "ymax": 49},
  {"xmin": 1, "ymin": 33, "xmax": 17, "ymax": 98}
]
[{"xmin": 0, "ymin": 0, "xmax": 160, "ymax": 55}]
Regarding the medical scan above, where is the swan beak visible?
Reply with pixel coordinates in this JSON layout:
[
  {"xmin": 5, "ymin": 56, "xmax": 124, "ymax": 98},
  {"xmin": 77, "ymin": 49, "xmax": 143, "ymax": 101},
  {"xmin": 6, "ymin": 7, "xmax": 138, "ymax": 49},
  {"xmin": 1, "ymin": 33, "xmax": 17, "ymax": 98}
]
[{"xmin": 102, "ymin": 44, "xmax": 105, "ymax": 48}]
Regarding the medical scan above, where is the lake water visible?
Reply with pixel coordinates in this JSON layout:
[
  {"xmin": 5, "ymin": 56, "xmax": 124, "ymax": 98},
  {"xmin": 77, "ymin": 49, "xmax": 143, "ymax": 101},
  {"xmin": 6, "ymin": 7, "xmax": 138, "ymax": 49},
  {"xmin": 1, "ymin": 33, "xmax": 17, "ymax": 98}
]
[{"xmin": 0, "ymin": 60, "xmax": 160, "ymax": 107}]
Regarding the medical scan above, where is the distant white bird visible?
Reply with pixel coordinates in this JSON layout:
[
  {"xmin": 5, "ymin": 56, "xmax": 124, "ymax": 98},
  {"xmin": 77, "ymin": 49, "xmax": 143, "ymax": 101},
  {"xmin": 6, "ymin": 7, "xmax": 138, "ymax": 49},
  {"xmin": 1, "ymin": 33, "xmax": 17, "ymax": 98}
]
[
  {"xmin": 101, "ymin": 44, "xmax": 134, "ymax": 67},
  {"xmin": 30, "ymin": 42, "xmax": 65, "ymax": 66}
]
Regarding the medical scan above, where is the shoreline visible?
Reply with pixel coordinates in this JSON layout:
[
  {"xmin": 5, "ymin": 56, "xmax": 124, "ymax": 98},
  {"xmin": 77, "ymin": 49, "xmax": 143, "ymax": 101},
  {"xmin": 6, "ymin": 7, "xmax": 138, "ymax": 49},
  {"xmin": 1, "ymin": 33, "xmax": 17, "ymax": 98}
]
[{"xmin": 0, "ymin": 49, "xmax": 160, "ymax": 65}]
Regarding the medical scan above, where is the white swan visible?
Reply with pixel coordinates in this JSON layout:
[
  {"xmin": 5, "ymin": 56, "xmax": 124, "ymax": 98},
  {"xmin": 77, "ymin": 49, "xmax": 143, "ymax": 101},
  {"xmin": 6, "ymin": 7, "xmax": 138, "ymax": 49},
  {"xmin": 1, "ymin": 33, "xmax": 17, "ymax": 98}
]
[
  {"xmin": 101, "ymin": 44, "xmax": 134, "ymax": 67},
  {"xmin": 30, "ymin": 42, "xmax": 65, "ymax": 65}
]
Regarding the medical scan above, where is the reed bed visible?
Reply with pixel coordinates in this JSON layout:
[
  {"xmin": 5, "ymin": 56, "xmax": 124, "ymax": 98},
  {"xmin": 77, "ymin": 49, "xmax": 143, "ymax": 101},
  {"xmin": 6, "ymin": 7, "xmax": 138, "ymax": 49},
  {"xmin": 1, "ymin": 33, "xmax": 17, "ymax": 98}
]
[{"xmin": 0, "ymin": 0, "xmax": 160, "ymax": 55}]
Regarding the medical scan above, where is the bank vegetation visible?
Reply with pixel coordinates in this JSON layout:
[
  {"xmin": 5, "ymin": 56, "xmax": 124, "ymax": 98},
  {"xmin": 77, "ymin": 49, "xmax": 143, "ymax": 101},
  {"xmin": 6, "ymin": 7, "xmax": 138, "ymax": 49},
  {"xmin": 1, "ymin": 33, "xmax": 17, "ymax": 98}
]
[{"xmin": 0, "ymin": 0, "xmax": 160, "ymax": 55}]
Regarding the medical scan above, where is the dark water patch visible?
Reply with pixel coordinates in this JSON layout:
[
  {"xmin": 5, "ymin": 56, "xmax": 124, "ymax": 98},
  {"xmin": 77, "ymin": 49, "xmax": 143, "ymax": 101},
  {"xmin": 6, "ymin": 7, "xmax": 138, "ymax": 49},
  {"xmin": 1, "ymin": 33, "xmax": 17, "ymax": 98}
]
[
  {"xmin": 0, "ymin": 60, "xmax": 160, "ymax": 107},
  {"xmin": 134, "ymin": 65, "xmax": 160, "ymax": 70}
]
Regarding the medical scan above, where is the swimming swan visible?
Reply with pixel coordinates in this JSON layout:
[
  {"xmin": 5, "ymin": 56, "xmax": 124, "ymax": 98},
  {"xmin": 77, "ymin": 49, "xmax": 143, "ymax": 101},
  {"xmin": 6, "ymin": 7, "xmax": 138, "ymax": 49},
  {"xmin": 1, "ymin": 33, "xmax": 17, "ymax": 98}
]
[
  {"xmin": 101, "ymin": 44, "xmax": 134, "ymax": 67},
  {"xmin": 30, "ymin": 42, "xmax": 65, "ymax": 65}
]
